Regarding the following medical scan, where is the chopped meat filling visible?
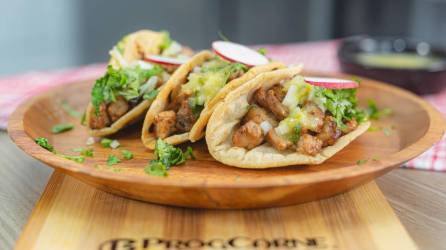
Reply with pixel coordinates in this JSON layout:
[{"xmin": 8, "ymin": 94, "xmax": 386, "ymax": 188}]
[
  {"xmin": 266, "ymin": 129, "xmax": 290, "ymax": 151},
  {"xmin": 254, "ymin": 86, "xmax": 289, "ymax": 120},
  {"xmin": 243, "ymin": 106, "xmax": 278, "ymax": 127},
  {"xmin": 234, "ymin": 81, "xmax": 362, "ymax": 155},
  {"xmin": 270, "ymin": 84, "xmax": 286, "ymax": 102},
  {"xmin": 89, "ymin": 103, "xmax": 111, "ymax": 129},
  {"xmin": 297, "ymin": 134, "xmax": 323, "ymax": 156},
  {"xmin": 154, "ymin": 111, "xmax": 177, "ymax": 139},
  {"xmin": 317, "ymin": 116, "xmax": 341, "ymax": 146},
  {"xmin": 232, "ymin": 121, "xmax": 264, "ymax": 150},
  {"xmin": 175, "ymin": 100, "xmax": 196, "ymax": 132},
  {"xmin": 107, "ymin": 96, "xmax": 130, "ymax": 122},
  {"xmin": 344, "ymin": 119, "xmax": 358, "ymax": 134},
  {"xmin": 301, "ymin": 102, "xmax": 324, "ymax": 133}
]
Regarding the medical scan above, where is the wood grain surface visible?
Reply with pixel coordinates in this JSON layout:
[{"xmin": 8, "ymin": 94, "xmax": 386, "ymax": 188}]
[
  {"xmin": 7, "ymin": 76, "xmax": 445, "ymax": 208},
  {"xmin": 1, "ymin": 132, "xmax": 446, "ymax": 249},
  {"xmin": 14, "ymin": 171, "xmax": 416, "ymax": 250}
]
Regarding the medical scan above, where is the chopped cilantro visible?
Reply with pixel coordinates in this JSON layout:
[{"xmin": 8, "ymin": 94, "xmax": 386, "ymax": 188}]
[
  {"xmin": 184, "ymin": 146, "xmax": 195, "ymax": 160},
  {"xmin": 62, "ymin": 155, "xmax": 85, "ymax": 163},
  {"xmin": 367, "ymin": 99, "xmax": 392, "ymax": 120},
  {"xmin": 121, "ymin": 149, "xmax": 133, "ymax": 160},
  {"xmin": 91, "ymin": 65, "xmax": 163, "ymax": 114},
  {"xmin": 356, "ymin": 159, "xmax": 368, "ymax": 165},
  {"xmin": 73, "ymin": 147, "xmax": 93, "ymax": 157},
  {"xmin": 257, "ymin": 48, "xmax": 267, "ymax": 56},
  {"xmin": 160, "ymin": 31, "xmax": 172, "ymax": 51},
  {"xmin": 107, "ymin": 155, "xmax": 120, "ymax": 166},
  {"xmin": 35, "ymin": 137, "xmax": 86, "ymax": 163},
  {"xmin": 143, "ymin": 89, "xmax": 159, "ymax": 101},
  {"xmin": 383, "ymin": 127, "xmax": 392, "ymax": 136},
  {"xmin": 367, "ymin": 126, "xmax": 381, "ymax": 132},
  {"xmin": 217, "ymin": 31, "xmax": 231, "ymax": 41},
  {"xmin": 290, "ymin": 125, "xmax": 302, "ymax": 144},
  {"xmin": 61, "ymin": 100, "xmax": 82, "ymax": 118},
  {"xmin": 101, "ymin": 138, "xmax": 113, "ymax": 148},
  {"xmin": 144, "ymin": 139, "xmax": 194, "ymax": 177},
  {"xmin": 35, "ymin": 137, "xmax": 54, "ymax": 152},
  {"xmin": 51, "ymin": 123, "xmax": 74, "ymax": 134},
  {"xmin": 80, "ymin": 111, "xmax": 86, "ymax": 126},
  {"xmin": 312, "ymin": 87, "xmax": 366, "ymax": 131},
  {"xmin": 145, "ymin": 160, "xmax": 168, "ymax": 176}
]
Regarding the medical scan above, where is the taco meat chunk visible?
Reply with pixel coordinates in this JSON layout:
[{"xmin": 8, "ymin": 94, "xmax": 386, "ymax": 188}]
[
  {"xmin": 90, "ymin": 103, "xmax": 111, "ymax": 129},
  {"xmin": 232, "ymin": 120, "xmax": 264, "ymax": 150},
  {"xmin": 175, "ymin": 99, "xmax": 197, "ymax": 132},
  {"xmin": 154, "ymin": 111, "xmax": 177, "ymax": 139},
  {"xmin": 232, "ymin": 75, "xmax": 367, "ymax": 156},
  {"xmin": 107, "ymin": 96, "xmax": 130, "ymax": 122}
]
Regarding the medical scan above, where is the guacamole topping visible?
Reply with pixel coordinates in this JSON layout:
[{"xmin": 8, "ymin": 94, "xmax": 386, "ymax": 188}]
[{"xmin": 182, "ymin": 58, "xmax": 247, "ymax": 112}]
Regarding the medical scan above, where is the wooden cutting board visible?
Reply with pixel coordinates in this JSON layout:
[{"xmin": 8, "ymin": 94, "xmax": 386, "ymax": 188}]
[{"xmin": 15, "ymin": 172, "xmax": 416, "ymax": 250}]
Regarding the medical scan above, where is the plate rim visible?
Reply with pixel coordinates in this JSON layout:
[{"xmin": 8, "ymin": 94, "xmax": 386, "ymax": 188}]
[{"xmin": 7, "ymin": 76, "xmax": 446, "ymax": 189}]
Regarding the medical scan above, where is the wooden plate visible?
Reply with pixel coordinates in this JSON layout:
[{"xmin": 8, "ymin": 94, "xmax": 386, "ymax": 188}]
[{"xmin": 8, "ymin": 74, "xmax": 445, "ymax": 209}]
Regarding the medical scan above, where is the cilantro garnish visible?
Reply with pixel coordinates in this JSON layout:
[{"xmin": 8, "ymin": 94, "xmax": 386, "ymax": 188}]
[
  {"xmin": 217, "ymin": 31, "xmax": 231, "ymax": 41},
  {"xmin": 80, "ymin": 111, "xmax": 86, "ymax": 126},
  {"xmin": 51, "ymin": 123, "xmax": 74, "ymax": 134},
  {"xmin": 144, "ymin": 139, "xmax": 194, "ymax": 177},
  {"xmin": 145, "ymin": 160, "xmax": 168, "ymax": 176},
  {"xmin": 367, "ymin": 99, "xmax": 392, "ymax": 120},
  {"xmin": 312, "ymin": 87, "xmax": 366, "ymax": 130},
  {"xmin": 101, "ymin": 138, "xmax": 113, "ymax": 148},
  {"xmin": 62, "ymin": 155, "xmax": 85, "ymax": 163},
  {"xmin": 107, "ymin": 155, "xmax": 120, "ymax": 166},
  {"xmin": 160, "ymin": 31, "xmax": 172, "ymax": 51},
  {"xmin": 383, "ymin": 127, "xmax": 392, "ymax": 136},
  {"xmin": 257, "ymin": 48, "xmax": 267, "ymax": 56},
  {"xmin": 35, "ymin": 137, "xmax": 87, "ymax": 163},
  {"xmin": 35, "ymin": 137, "xmax": 54, "ymax": 152},
  {"xmin": 290, "ymin": 125, "xmax": 302, "ymax": 144},
  {"xmin": 91, "ymin": 65, "xmax": 163, "ymax": 114},
  {"xmin": 143, "ymin": 89, "xmax": 159, "ymax": 101},
  {"xmin": 121, "ymin": 149, "xmax": 133, "ymax": 160},
  {"xmin": 61, "ymin": 101, "xmax": 82, "ymax": 118},
  {"xmin": 356, "ymin": 159, "xmax": 368, "ymax": 165},
  {"xmin": 73, "ymin": 148, "xmax": 93, "ymax": 157}
]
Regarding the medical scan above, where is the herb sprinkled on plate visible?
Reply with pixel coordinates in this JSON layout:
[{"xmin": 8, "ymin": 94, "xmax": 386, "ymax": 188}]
[
  {"xmin": 144, "ymin": 139, "xmax": 194, "ymax": 177},
  {"xmin": 52, "ymin": 123, "xmax": 74, "ymax": 134}
]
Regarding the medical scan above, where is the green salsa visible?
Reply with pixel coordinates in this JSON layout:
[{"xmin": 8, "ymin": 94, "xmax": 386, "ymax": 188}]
[{"xmin": 356, "ymin": 53, "xmax": 441, "ymax": 70}]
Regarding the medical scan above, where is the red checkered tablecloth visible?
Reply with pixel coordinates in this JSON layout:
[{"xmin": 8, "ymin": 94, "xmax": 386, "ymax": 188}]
[{"xmin": 1, "ymin": 41, "xmax": 445, "ymax": 171}]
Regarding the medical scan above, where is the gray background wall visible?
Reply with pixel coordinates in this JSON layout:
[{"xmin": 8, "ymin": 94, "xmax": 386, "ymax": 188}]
[{"xmin": 1, "ymin": 0, "xmax": 445, "ymax": 76}]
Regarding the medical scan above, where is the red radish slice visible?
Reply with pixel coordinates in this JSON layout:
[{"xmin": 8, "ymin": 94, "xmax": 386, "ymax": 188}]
[
  {"xmin": 304, "ymin": 77, "xmax": 359, "ymax": 89},
  {"xmin": 144, "ymin": 55, "xmax": 187, "ymax": 66},
  {"xmin": 212, "ymin": 41, "xmax": 269, "ymax": 66}
]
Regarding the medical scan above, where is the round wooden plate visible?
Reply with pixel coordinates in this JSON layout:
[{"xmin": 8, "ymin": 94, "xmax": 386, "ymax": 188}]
[{"xmin": 8, "ymin": 74, "xmax": 445, "ymax": 209}]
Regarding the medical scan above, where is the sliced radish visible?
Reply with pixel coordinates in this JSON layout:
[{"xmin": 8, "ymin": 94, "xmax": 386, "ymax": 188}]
[
  {"xmin": 212, "ymin": 41, "xmax": 269, "ymax": 66},
  {"xmin": 304, "ymin": 77, "xmax": 359, "ymax": 89},
  {"xmin": 144, "ymin": 55, "xmax": 188, "ymax": 66}
]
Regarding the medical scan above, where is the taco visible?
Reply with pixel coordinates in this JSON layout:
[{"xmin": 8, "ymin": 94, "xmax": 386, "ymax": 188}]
[
  {"xmin": 141, "ymin": 50, "xmax": 285, "ymax": 149},
  {"xmin": 206, "ymin": 67, "xmax": 370, "ymax": 168},
  {"xmin": 85, "ymin": 30, "xmax": 192, "ymax": 137}
]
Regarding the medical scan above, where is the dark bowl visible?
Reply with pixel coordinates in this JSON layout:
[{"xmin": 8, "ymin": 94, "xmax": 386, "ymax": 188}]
[{"xmin": 337, "ymin": 36, "xmax": 446, "ymax": 95}]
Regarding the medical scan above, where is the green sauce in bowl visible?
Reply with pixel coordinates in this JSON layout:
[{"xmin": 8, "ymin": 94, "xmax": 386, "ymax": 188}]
[{"xmin": 356, "ymin": 53, "xmax": 442, "ymax": 70}]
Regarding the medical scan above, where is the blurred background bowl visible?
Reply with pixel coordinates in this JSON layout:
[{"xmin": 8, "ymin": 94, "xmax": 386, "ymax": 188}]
[{"xmin": 338, "ymin": 36, "xmax": 446, "ymax": 95}]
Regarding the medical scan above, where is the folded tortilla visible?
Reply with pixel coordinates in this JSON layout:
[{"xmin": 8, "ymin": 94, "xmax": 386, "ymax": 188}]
[
  {"xmin": 141, "ymin": 50, "xmax": 285, "ymax": 149},
  {"xmin": 109, "ymin": 30, "xmax": 165, "ymax": 69},
  {"xmin": 206, "ymin": 67, "xmax": 371, "ymax": 168}
]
